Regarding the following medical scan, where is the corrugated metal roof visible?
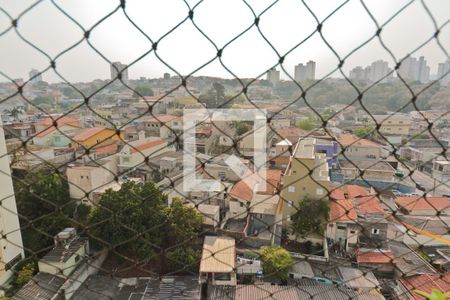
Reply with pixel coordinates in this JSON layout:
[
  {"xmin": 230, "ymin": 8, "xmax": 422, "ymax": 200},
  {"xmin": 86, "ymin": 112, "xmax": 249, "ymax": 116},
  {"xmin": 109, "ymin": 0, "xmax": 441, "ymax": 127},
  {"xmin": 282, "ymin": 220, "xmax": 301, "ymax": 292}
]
[{"xmin": 13, "ymin": 272, "xmax": 65, "ymax": 300}]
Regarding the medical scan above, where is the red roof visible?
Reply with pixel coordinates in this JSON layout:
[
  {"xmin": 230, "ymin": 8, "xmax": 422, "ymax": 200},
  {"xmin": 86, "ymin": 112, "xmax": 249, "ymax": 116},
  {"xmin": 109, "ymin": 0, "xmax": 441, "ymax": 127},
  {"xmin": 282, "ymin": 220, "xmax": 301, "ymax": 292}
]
[
  {"xmin": 94, "ymin": 143, "xmax": 118, "ymax": 156},
  {"xmin": 401, "ymin": 273, "xmax": 450, "ymax": 300},
  {"xmin": 130, "ymin": 139, "xmax": 165, "ymax": 154},
  {"xmin": 396, "ymin": 196, "xmax": 450, "ymax": 212},
  {"xmin": 356, "ymin": 250, "xmax": 394, "ymax": 264},
  {"xmin": 338, "ymin": 133, "xmax": 380, "ymax": 147},
  {"xmin": 330, "ymin": 185, "xmax": 369, "ymax": 200},
  {"xmin": 354, "ymin": 195, "xmax": 385, "ymax": 215},
  {"xmin": 35, "ymin": 124, "xmax": 78, "ymax": 137},
  {"xmin": 229, "ymin": 169, "xmax": 282, "ymax": 202},
  {"xmin": 329, "ymin": 185, "xmax": 384, "ymax": 222},
  {"xmin": 73, "ymin": 127, "xmax": 108, "ymax": 142},
  {"xmin": 330, "ymin": 198, "xmax": 357, "ymax": 222},
  {"xmin": 38, "ymin": 116, "xmax": 79, "ymax": 126}
]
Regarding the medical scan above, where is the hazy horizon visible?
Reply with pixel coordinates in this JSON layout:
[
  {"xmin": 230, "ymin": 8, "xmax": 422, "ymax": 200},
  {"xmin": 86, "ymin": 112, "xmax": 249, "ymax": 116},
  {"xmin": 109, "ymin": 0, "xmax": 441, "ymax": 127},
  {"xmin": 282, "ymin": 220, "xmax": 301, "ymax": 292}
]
[{"xmin": 1, "ymin": 0, "xmax": 449, "ymax": 83}]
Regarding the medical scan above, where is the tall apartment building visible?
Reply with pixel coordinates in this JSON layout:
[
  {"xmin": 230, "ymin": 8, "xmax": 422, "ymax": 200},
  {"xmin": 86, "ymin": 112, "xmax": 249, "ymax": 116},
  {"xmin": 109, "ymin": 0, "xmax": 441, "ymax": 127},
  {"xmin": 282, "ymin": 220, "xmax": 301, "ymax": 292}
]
[
  {"xmin": 266, "ymin": 67, "xmax": 280, "ymax": 86},
  {"xmin": 0, "ymin": 120, "xmax": 25, "ymax": 285},
  {"xmin": 349, "ymin": 66, "xmax": 365, "ymax": 81},
  {"xmin": 349, "ymin": 60, "xmax": 392, "ymax": 83},
  {"xmin": 28, "ymin": 69, "xmax": 42, "ymax": 84},
  {"xmin": 437, "ymin": 59, "xmax": 450, "ymax": 86},
  {"xmin": 110, "ymin": 61, "xmax": 129, "ymax": 82},
  {"xmin": 398, "ymin": 56, "xmax": 429, "ymax": 83},
  {"xmin": 294, "ymin": 60, "xmax": 316, "ymax": 81},
  {"xmin": 281, "ymin": 138, "xmax": 330, "ymax": 225}
]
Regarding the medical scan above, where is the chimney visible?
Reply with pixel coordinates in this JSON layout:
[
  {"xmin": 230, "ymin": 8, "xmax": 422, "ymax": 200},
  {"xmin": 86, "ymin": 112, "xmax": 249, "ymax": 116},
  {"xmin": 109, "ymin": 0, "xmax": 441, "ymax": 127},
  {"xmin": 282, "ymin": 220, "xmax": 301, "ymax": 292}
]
[{"xmin": 138, "ymin": 130, "xmax": 145, "ymax": 140}]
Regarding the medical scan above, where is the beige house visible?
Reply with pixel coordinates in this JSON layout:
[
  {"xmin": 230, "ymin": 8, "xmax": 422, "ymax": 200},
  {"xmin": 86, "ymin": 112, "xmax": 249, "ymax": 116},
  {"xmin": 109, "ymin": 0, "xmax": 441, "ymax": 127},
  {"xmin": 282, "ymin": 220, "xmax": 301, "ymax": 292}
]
[
  {"xmin": 38, "ymin": 228, "xmax": 88, "ymax": 278},
  {"xmin": 118, "ymin": 135, "xmax": 174, "ymax": 172},
  {"xmin": 373, "ymin": 114, "xmax": 412, "ymax": 136},
  {"xmin": 432, "ymin": 160, "xmax": 450, "ymax": 184},
  {"xmin": 281, "ymin": 138, "xmax": 330, "ymax": 224},
  {"xmin": 338, "ymin": 133, "xmax": 382, "ymax": 159},
  {"xmin": 199, "ymin": 236, "xmax": 236, "ymax": 286},
  {"xmin": 66, "ymin": 158, "xmax": 118, "ymax": 205}
]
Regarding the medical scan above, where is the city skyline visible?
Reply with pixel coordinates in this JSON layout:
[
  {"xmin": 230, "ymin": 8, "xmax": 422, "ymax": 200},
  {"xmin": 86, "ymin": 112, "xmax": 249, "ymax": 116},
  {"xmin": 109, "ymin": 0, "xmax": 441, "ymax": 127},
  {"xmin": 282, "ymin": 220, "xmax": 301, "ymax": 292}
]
[{"xmin": 0, "ymin": 1, "xmax": 449, "ymax": 83}]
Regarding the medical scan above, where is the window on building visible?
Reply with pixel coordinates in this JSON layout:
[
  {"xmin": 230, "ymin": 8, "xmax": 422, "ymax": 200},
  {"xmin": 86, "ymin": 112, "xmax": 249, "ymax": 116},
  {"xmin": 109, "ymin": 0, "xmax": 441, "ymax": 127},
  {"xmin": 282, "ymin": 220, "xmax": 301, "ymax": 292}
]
[
  {"xmin": 288, "ymin": 186, "xmax": 295, "ymax": 193},
  {"xmin": 288, "ymin": 201, "xmax": 293, "ymax": 207},
  {"xmin": 316, "ymin": 188, "xmax": 324, "ymax": 195},
  {"xmin": 287, "ymin": 215, "xmax": 291, "ymax": 222},
  {"xmin": 350, "ymin": 230, "xmax": 355, "ymax": 234},
  {"xmin": 371, "ymin": 228, "xmax": 380, "ymax": 235},
  {"xmin": 80, "ymin": 175, "xmax": 84, "ymax": 179},
  {"xmin": 240, "ymin": 202, "xmax": 244, "ymax": 207},
  {"xmin": 337, "ymin": 225, "xmax": 346, "ymax": 230}
]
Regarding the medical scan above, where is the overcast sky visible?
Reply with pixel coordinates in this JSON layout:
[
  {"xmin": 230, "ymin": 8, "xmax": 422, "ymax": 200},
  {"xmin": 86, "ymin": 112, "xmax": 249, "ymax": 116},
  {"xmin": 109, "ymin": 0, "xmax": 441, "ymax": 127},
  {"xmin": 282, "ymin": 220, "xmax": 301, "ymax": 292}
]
[{"xmin": 0, "ymin": 0, "xmax": 449, "ymax": 83}]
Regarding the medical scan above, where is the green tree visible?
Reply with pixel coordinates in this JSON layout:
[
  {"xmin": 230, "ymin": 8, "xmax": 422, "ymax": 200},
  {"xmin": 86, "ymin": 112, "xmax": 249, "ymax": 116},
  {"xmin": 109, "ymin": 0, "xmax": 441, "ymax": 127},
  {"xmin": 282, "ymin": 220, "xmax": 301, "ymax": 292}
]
[
  {"xmin": 290, "ymin": 197, "xmax": 329, "ymax": 239},
  {"xmin": 353, "ymin": 126, "xmax": 377, "ymax": 139},
  {"xmin": 14, "ymin": 168, "xmax": 74, "ymax": 255},
  {"xmin": 15, "ymin": 262, "xmax": 36, "ymax": 287},
  {"xmin": 297, "ymin": 118, "xmax": 316, "ymax": 131},
  {"xmin": 259, "ymin": 246, "xmax": 293, "ymax": 282},
  {"xmin": 199, "ymin": 82, "xmax": 226, "ymax": 108},
  {"xmin": 164, "ymin": 198, "xmax": 203, "ymax": 247},
  {"xmin": 166, "ymin": 247, "xmax": 201, "ymax": 273},
  {"xmin": 31, "ymin": 96, "xmax": 53, "ymax": 107},
  {"xmin": 133, "ymin": 85, "xmax": 154, "ymax": 97},
  {"xmin": 88, "ymin": 181, "xmax": 167, "ymax": 259},
  {"xmin": 3, "ymin": 106, "xmax": 23, "ymax": 119}
]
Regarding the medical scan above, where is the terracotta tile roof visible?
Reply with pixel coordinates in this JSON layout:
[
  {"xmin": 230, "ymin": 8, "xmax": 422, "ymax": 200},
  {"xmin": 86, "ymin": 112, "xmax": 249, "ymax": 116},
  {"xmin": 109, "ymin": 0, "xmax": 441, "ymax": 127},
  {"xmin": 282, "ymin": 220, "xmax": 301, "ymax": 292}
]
[
  {"xmin": 400, "ymin": 273, "xmax": 450, "ymax": 300},
  {"xmin": 37, "ymin": 116, "xmax": 79, "ymax": 126},
  {"xmin": 356, "ymin": 250, "xmax": 394, "ymax": 264},
  {"xmin": 329, "ymin": 185, "xmax": 384, "ymax": 221},
  {"xmin": 73, "ymin": 127, "xmax": 109, "ymax": 142},
  {"xmin": 396, "ymin": 196, "xmax": 450, "ymax": 212},
  {"xmin": 229, "ymin": 169, "xmax": 282, "ymax": 202},
  {"xmin": 276, "ymin": 127, "xmax": 306, "ymax": 143},
  {"xmin": 130, "ymin": 139, "xmax": 165, "ymax": 154},
  {"xmin": 94, "ymin": 143, "xmax": 119, "ymax": 156},
  {"xmin": 330, "ymin": 185, "xmax": 369, "ymax": 200},
  {"xmin": 330, "ymin": 198, "xmax": 357, "ymax": 222},
  {"xmin": 354, "ymin": 195, "xmax": 385, "ymax": 215},
  {"xmin": 338, "ymin": 133, "xmax": 380, "ymax": 147},
  {"xmin": 35, "ymin": 126, "xmax": 57, "ymax": 138},
  {"xmin": 35, "ymin": 124, "xmax": 78, "ymax": 137}
]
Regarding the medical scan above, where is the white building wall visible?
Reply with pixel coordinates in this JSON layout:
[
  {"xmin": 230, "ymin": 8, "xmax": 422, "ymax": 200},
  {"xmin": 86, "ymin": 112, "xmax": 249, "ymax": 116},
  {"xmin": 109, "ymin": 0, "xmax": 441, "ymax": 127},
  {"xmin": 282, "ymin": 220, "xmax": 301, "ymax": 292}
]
[{"xmin": 0, "ymin": 120, "xmax": 25, "ymax": 285}]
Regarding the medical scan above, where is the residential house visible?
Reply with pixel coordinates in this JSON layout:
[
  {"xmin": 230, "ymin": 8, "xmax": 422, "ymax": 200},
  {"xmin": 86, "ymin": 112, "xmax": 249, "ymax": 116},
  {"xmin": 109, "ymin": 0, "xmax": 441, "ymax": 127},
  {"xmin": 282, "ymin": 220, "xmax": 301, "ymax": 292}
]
[
  {"xmin": 269, "ymin": 138, "xmax": 293, "ymax": 169},
  {"xmin": 432, "ymin": 160, "xmax": 450, "ymax": 185},
  {"xmin": 337, "ymin": 133, "xmax": 382, "ymax": 160},
  {"xmin": 327, "ymin": 185, "xmax": 388, "ymax": 252},
  {"xmin": 117, "ymin": 135, "xmax": 174, "ymax": 174},
  {"xmin": 34, "ymin": 116, "xmax": 80, "ymax": 133},
  {"xmin": 38, "ymin": 228, "xmax": 88, "ymax": 278},
  {"xmin": 395, "ymin": 196, "xmax": 450, "ymax": 216},
  {"xmin": 282, "ymin": 138, "xmax": 330, "ymax": 225},
  {"xmin": 211, "ymin": 283, "xmax": 386, "ymax": 300},
  {"xmin": 199, "ymin": 236, "xmax": 236, "ymax": 286},
  {"xmin": 136, "ymin": 114, "xmax": 180, "ymax": 137},
  {"xmin": 400, "ymin": 273, "xmax": 450, "ymax": 300},
  {"xmin": 33, "ymin": 123, "xmax": 81, "ymax": 147},
  {"xmin": 66, "ymin": 158, "xmax": 118, "ymax": 205},
  {"xmin": 73, "ymin": 127, "xmax": 123, "ymax": 149},
  {"xmin": 13, "ymin": 228, "xmax": 92, "ymax": 300},
  {"xmin": 315, "ymin": 138, "xmax": 339, "ymax": 169},
  {"xmin": 373, "ymin": 114, "xmax": 412, "ymax": 136}
]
